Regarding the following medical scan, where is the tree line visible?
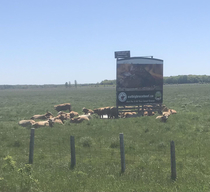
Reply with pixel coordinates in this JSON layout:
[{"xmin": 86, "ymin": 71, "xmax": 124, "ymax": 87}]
[
  {"xmin": 100, "ymin": 75, "xmax": 210, "ymax": 85},
  {"xmin": 163, "ymin": 75, "xmax": 210, "ymax": 84},
  {"xmin": 1, "ymin": 75, "xmax": 210, "ymax": 90}
]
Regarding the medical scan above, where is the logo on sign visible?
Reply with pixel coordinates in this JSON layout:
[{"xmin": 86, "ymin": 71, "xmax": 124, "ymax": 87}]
[
  {"xmin": 118, "ymin": 92, "xmax": 127, "ymax": 102},
  {"xmin": 155, "ymin": 91, "xmax": 162, "ymax": 101}
]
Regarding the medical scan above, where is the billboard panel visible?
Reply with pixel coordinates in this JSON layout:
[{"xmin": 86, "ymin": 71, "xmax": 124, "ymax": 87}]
[{"xmin": 116, "ymin": 57, "xmax": 163, "ymax": 105}]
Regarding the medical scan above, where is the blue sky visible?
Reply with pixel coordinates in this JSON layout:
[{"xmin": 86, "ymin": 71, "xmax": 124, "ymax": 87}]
[{"xmin": 1, "ymin": 0, "xmax": 210, "ymax": 85}]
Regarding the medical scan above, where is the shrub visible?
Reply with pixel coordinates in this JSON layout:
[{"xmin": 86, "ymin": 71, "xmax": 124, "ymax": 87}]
[
  {"xmin": 79, "ymin": 136, "xmax": 93, "ymax": 147},
  {"xmin": 3, "ymin": 155, "xmax": 16, "ymax": 170}
]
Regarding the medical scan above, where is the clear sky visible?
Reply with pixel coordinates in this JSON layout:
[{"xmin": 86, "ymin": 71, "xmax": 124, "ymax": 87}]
[{"xmin": 1, "ymin": 0, "xmax": 210, "ymax": 85}]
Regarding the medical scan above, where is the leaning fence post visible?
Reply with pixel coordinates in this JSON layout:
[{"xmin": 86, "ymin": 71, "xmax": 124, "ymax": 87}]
[
  {"xmin": 29, "ymin": 128, "xmax": 35, "ymax": 164},
  {"xmin": 170, "ymin": 140, "xmax": 176, "ymax": 180},
  {"xmin": 70, "ymin": 136, "xmax": 76, "ymax": 168},
  {"xmin": 119, "ymin": 133, "xmax": 125, "ymax": 173}
]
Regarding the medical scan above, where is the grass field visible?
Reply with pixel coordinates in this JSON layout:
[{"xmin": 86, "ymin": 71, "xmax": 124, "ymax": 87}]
[{"xmin": 1, "ymin": 84, "xmax": 210, "ymax": 192}]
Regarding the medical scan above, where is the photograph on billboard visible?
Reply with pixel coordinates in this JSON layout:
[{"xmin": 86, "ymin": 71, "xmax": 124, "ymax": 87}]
[{"xmin": 116, "ymin": 58, "xmax": 163, "ymax": 105}]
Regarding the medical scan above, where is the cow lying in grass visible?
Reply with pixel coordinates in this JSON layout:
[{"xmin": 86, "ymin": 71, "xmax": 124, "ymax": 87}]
[
  {"xmin": 162, "ymin": 108, "xmax": 177, "ymax": 117},
  {"xmin": 143, "ymin": 110, "xmax": 155, "ymax": 116},
  {"xmin": 162, "ymin": 106, "xmax": 177, "ymax": 114},
  {"xmin": 30, "ymin": 112, "xmax": 53, "ymax": 120},
  {"xmin": 170, "ymin": 109, "xmax": 177, "ymax": 114},
  {"xmin": 58, "ymin": 111, "xmax": 79, "ymax": 119},
  {"xmin": 70, "ymin": 111, "xmax": 79, "ymax": 118},
  {"xmin": 18, "ymin": 120, "xmax": 35, "ymax": 127},
  {"xmin": 32, "ymin": 120, "xmax": 50, "ymax": 128},
  {"xmin": 57, "ymin": 112, "xmax": 77, "ymax": 122},
  {"xmin": 48, "ymin": 116, "xmax": 64, "ymax": 126},
  {"xmin": 78, "ymin": 113, "xmax": 92, "ymax": 119},
  {"xmin": 32, "ymin": 115, "xmax": 65, "ymax": 128},
  {"xmin": 70, "ymin": 116, "xmax": 89, "ymax": 123},
  {"xmin": 156, "ymin": 114, "xmax": 169, "ymax": 122},
  {"xmin": 120, "ymin": 112, "xmax": 137, "ymax": 118},
  {"xmin": 162, "ymin": 110, "xmax": 172, "ymax": 117},
  {"xmin": 155, "ymin": 106, "xmax": 177, "ymax": 122}
]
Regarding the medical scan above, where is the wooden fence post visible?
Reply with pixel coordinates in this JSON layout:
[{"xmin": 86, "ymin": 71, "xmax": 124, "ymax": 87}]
[
  {"xmin": 29, "ymin": 128, "xmax": 35, "ymax": 164},
  {"xmin": 170, "ymin": 140, "xmax": 176, "ymax": 180},
  {"xmin": 119, "ymin": 133, "xmax": 125, "ymax": 173},
  {"xmin": 70, "ymin": 136, "xmax": 76, "ymax": 168}
]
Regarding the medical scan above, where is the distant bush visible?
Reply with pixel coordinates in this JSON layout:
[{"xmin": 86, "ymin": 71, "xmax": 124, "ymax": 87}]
[{"xmin": 100, "ymin": 79, "xmax": 116, "ymax": 85}]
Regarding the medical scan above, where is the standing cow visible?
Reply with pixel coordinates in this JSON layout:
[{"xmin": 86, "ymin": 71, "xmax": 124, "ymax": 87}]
[{"xmin": 54, "ymin": 103, "xmax": 71, "ymax": 112}]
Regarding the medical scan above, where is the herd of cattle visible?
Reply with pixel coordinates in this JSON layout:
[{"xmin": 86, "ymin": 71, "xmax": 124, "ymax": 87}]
[{"xmin": 18, "ymin": 103, "xmax": 177, "ymax": 128}]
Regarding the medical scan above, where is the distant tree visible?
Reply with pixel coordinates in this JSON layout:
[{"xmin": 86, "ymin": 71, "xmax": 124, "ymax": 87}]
[
  {"xmin": 65, "ymin": 82, "xmax": 68, "ymax": 88},
  {"xmin": 69, "ymin": 81, "xmax": 71, "ymax": 88},
  {"xmin": 75, "ymin": 80, "xmax": 77, "ymax": 88},
  {"xmin": 100, "ymin": 79, "xmax": 116, "ymax": 85}
]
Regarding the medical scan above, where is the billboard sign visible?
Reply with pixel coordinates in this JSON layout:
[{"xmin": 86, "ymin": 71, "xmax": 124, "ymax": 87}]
[
  {"xmin": 116, "ymin": 57, "xmax": 163, "ymax": 105},
  {"xmin": 115, "ymin": 51, "xmax": 130, "ymax": 59}
]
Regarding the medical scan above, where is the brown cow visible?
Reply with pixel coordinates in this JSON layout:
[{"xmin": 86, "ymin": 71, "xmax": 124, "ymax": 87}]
[
  {"xmin": 82, "ymin": 107, "xmax": 94, "ymax": 115},
  {"xmin": 49, "ymin": 117, "xmax": 64, "ymax": 125},
  {"xmin": 57, "ymin": 111, "xmax": 78, "ymax": 119},
  {"xmin": 57, "ymin": 111, "xmax": 67, "ymax": 115},
  {"xmin": 148, "ymin": 111, "xmax": 155, "ymax": 116},
  {"xmin": 161, "ymin": 104, "xmax": 177, "ymax": 114},
  {"xmin": 48, "ymin": 114, "xmax": 66, "ymax": 126},
  {"xmin": 32, "ymin": 120, "xmax": 50, "ymax": 128},
  {"xmin": 104, "ymin": 107, "xmax": 111, "ymax": 118},
  {"xmin": 110, "ymin": 107, "xmax": 118, "ymax": 118},
  {"xmin": 31, "ymin": 112, "xmax": 53, "ymax": 120},
  {"xmin": 93, "ymin": 108, "xmax": 104, "ymax": 118},
  {"xmin": 18, "ymin": 120, "xmax": 35, "ymax": 127},
  {"xmin": 78, "ymin": 113, "xmax": 92, "ymax": 119},
  {"xmin": 156, "ymin": 114, "xmax": 169, "ymax": 122},
  {"xmin": 121, "ymin": 112, "xmax": 137, "ymax": 118},
  {"xmin": 70, "ymin": 116, "xmax": 89, "ymax": 123},
  {"xmin": 94, "ymin": 106, "xmax": 118, "ymax": 119},
  {"xmin": 54, "ymin": 103, "xmax": 71, "ymax": 112},
  {"xmin": 170, "ymin": 109, "xmax": 177, "ymax": 114},
  {"xmin": 53, "ymin": 114, "xmax": 66, "ymax": 122},
  {"xmin": 69, "ymin": 111, "xmax": 79, "ymax": 118},
  {"xmin": 162, "ymin": 109, "xmax": 172, "ymax": 117},
  {"xmin": 144, "ymin": 110, "xmax": 155, "ymax": 116}
]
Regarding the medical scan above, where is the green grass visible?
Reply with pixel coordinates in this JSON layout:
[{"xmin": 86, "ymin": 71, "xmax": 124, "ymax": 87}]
[{"xmin": 0, "ymin": 84, "xmax": 210, "ymax": 191}]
